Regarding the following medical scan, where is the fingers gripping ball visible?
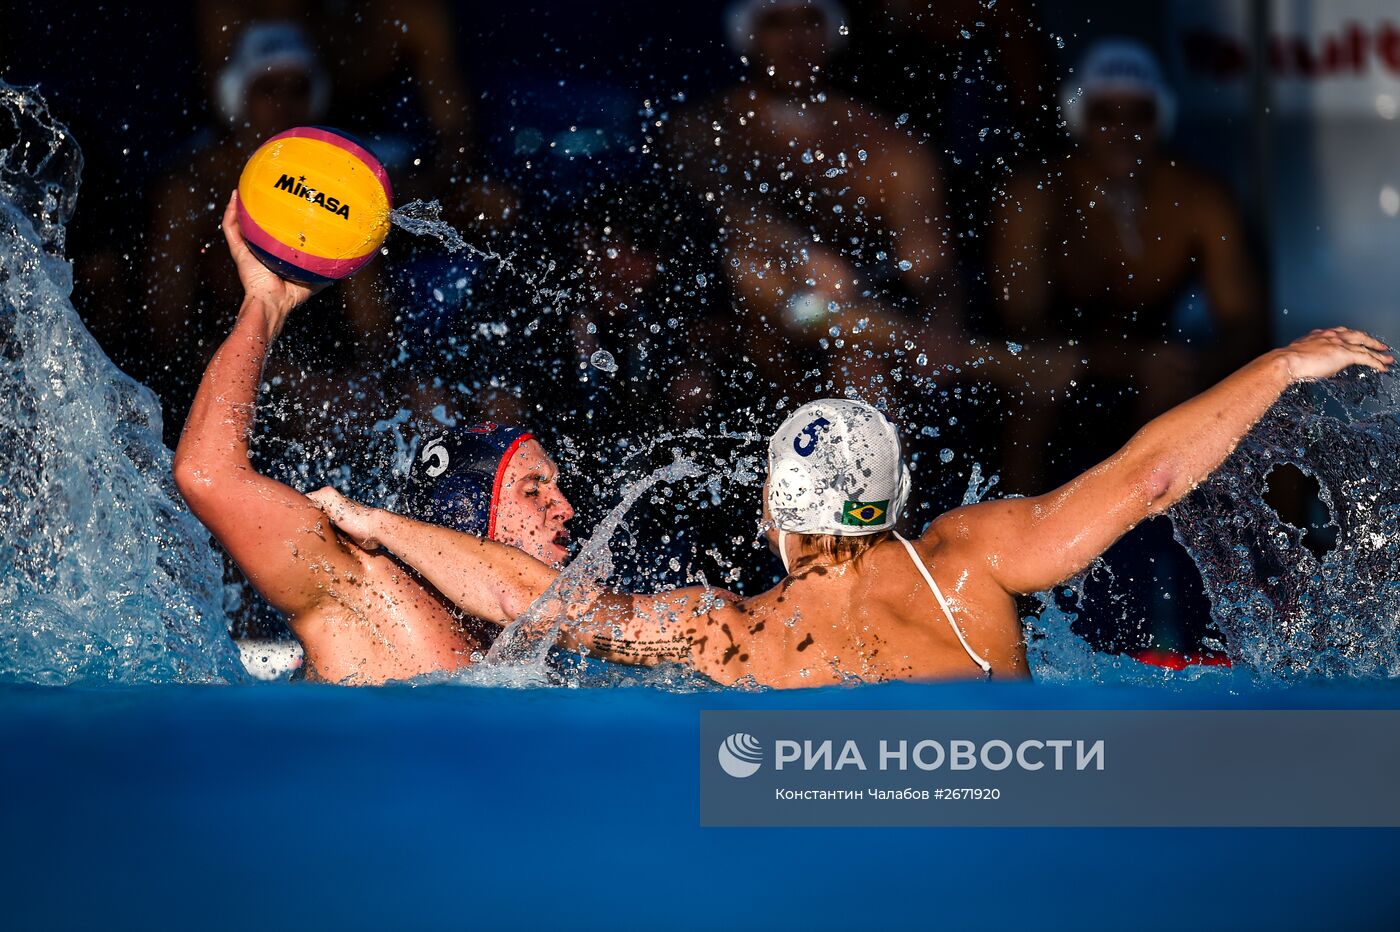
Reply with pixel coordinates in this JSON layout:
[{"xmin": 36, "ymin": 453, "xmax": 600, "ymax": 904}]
[{"xmin": 236, "ymin": 126, "xmax": 392, "ymax": 285}]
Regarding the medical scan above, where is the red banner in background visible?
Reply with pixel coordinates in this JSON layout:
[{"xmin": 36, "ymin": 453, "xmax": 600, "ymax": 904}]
[{"xmin": 1170, "ymin": 2, "xmax": 1400, "ymax": 116}]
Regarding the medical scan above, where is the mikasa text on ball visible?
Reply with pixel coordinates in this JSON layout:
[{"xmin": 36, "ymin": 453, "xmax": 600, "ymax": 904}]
[{"xmin": 236, "ymin": 126, "xmax": 392, "ymax": 285}]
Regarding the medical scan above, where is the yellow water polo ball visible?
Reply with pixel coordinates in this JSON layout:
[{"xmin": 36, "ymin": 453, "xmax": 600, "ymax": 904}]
[{"xmin": 236, "ymin": 126, "xmax": 393, "ymax": 284}]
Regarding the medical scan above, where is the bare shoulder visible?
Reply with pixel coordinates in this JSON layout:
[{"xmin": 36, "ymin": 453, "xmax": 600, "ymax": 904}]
[
  {"xmin": 919, "ymin": 498, "xmax": 1048, "ymax": 592},
  {"xmin": 319, "ymin": 530, "xmax": 393, "ymax": 595},
  {"xmin": 922, "ymin": 499, "xmax": 1031, "ymax": 549},
  {"xmin": 900, "ymin": 517, "xmax": 1031, "ymax": 678}
]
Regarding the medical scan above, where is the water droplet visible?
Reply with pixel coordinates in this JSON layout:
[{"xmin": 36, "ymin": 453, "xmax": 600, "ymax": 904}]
[
  {"xmin": 897, "ymin": 259, "xmax": 913, "ymax": 271},
  {"xmin": 589, "ymin": 350, "xmax": 617, "ymax": 373},
  {"xmin": 940, "ymin": 448, "xmax": 955, "ymax": 463}
]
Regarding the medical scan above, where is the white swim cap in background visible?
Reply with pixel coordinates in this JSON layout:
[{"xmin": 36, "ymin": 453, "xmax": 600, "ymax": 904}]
[
  {"xmin": 767, "ymin": 399, "xmax": 910, "ymax": 537},
  {"xmin": 1060, "ymin": 37, "xmax": 1176, "ymax": 138},
  {"xmin": 726, "ymin": 0, "xmax": 849, "ymax": 55},
  {"xmin": 217, "ymin": 21, "xmax": 330, "ymax": 124}
]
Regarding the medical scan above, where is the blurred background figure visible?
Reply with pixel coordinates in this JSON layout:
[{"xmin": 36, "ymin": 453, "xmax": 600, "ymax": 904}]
[
  {"xmin": 991, "ymin": 37, "xmax": 1265, "ymax": 492},
  {"xmin": 194, "ymin": 0, "xmax": 492, "ymax": 209},
  {"xmin": 990, "ymin": 38, "xmax": 1265, "ymax": 658},
  {"xmin": 834, "ymin": 0, "xmax": 1061, "ymax": 326},
  {"xmin": 666, "ymin": 0, "xmax": 962, "ymax": 407}
]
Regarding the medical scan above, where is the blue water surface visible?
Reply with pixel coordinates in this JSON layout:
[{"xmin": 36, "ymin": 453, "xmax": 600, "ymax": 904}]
[{"xmin": 2, "ymin": 680, "xmax": 1398, "ymax": 931}]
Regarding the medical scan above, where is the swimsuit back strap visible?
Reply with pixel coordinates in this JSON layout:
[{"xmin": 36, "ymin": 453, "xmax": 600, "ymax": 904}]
[{"xmin": 893, "ymin": 531, "xmax": 993, "ymax": 677}]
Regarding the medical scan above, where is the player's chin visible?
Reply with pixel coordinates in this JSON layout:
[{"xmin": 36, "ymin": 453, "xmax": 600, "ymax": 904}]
[{"xmin": 541, "ymin": 539, "xmax": 571, "ymax": 567}]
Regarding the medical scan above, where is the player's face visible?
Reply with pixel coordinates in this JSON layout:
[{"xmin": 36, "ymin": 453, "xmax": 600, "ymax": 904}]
[
  {"xmin": 1083, "ymin": 92, "xmax": 1160, "ymax": 178},
  {"xmin": 493, "ymin": 440, "xmax": 575, "ymax": 567}
]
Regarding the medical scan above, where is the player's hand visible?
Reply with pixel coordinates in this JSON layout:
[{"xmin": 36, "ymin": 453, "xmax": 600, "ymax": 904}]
[
  {"xmin": 307, "ymin": 487, "xmax": 380, "ymax": 551},
  {"xmin": 1281, "ymin": 327, "xmax": 1392, "ymax": 381},
  {"xmin": 222, "ymin": 191, "xmax": 324, "ymax": 335}
]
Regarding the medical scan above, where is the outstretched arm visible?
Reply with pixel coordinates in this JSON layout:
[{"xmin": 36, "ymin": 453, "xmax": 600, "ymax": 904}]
[
  {"xmin": 307, "ymin": 489, "xmax": 732, "ymax": 666},
  {"xmin": 172, "ymin": 193, "xmax": 358, "ymax": 617},
  {"xmin": 939, "ymin": 328, "xmax": 1392, "ymax": 595}
]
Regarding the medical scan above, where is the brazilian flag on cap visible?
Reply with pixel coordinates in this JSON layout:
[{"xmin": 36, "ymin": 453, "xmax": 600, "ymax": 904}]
[{"xmin": 842, "ymin": 499, "xmax": 889, "ymax": 527}]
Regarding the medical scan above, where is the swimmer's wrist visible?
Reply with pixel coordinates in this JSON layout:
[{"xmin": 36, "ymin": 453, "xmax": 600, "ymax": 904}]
[
  {"xmin": 237, "ymin": 295, "xmax": 293, "ymax": 342},
  {"xmin": 1270, "ymin": 348, "xmax": 1301, "ymax": 384},
  {"xmin": 362, "ymin": 506, "xmax": 394, "ymax": 543}
]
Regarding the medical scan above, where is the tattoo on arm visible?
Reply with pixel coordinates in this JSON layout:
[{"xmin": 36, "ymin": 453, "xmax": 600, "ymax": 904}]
[{"xmin": 591, "ymin": 632, "xmax": 693, "ymax": 662}]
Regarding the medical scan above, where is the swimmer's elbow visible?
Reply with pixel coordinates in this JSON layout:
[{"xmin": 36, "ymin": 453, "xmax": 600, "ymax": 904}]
[
  {"xmin": 171, "ymin": 453, "xmax": 205, "ymax": 506},
  {"xmin": 171, "ymin": 450, "xmax": 233, "ymax": 514},
  {"xmin": 1137, "ymin": 455, "xmax": 1178, "ymax": 516},
  {"xmin": 171, "ymin": 427, "xmax": 210, "ymax": 497}
]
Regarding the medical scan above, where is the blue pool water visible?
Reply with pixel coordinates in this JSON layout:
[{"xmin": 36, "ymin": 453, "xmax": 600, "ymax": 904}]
[{"xmin": 3, "ymin": 680, "xmax": 1398, "ymax": 931}]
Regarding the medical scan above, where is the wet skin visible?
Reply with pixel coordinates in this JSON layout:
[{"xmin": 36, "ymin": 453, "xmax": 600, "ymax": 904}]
[
  {"xmin": 651, "ymin": 530, "xmax": 1031, "ymax": 687},
  {"xmin": 309, "ymin": 329, "xmax": 1391, "ymax": 686},
  {"xmin": 173, "ymin": 195, "xmax": 573, "ymax": 684}
]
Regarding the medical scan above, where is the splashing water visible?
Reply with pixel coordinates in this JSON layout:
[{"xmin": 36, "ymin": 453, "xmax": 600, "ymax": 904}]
[
  {"xmin": 1169, "ymin": 374, "xmax": 1400, "ymax": 682},
  {"xmin": 459, "ymin": 453, "xmax": 707, "ymax": 686},
  {"xmin": 589, "ymin": 349, "xmax": 617, "ymax": 373},
  {"xmin": 389, "ymin": 199, "xmax": 469, "ymax": 251},
  {"xmin": 0, "ymin": 84, "xmax": 246, "ymax": 685},
  {"xmin": 1021, "ymin": 371, "xmax": 1400, "ymax": 687},
  {"xmin": 390, "ymin": 198, "xmax": 581, "ymax": 311}
]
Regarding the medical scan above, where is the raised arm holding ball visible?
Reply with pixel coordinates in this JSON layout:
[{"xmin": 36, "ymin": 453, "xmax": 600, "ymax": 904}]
[{"xmin": 172, "ymin": 194, "xmax": 574, "ymax": 684}]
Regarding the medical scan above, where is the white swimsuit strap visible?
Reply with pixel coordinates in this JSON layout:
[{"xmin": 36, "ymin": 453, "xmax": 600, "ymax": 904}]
[{"xmin": 893, "ymin": 532, "xmax": 992, "ymax": 677}]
